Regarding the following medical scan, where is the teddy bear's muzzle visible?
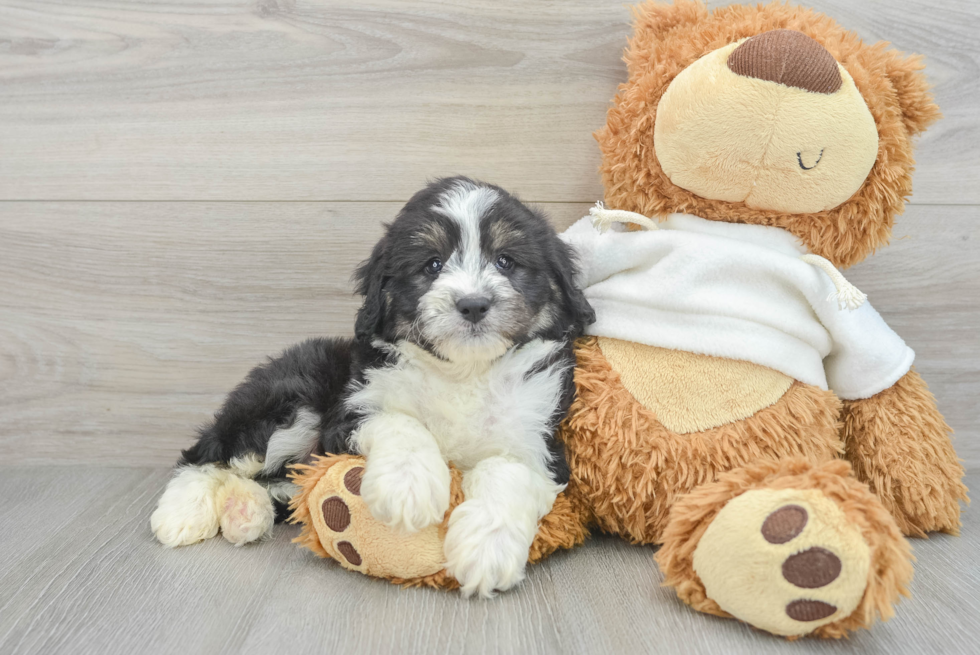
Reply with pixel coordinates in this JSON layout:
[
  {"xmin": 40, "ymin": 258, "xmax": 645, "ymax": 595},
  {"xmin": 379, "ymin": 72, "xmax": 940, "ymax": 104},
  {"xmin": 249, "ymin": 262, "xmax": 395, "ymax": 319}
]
[{"xmin": 652, "ymin": 31, "xmax": 879, "ymax": 215}]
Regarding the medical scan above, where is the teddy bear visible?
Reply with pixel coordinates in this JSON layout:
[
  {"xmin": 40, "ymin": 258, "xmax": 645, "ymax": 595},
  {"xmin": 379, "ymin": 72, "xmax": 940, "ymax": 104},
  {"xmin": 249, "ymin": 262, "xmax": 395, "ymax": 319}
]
[{"xmin": 287, "ymin": 0, "xmax": 967, "ymax": 639}]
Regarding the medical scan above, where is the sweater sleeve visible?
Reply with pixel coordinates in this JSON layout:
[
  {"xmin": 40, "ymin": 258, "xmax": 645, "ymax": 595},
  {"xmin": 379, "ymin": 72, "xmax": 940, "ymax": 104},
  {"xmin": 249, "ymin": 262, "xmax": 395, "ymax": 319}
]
[
  {"xmin": 560, "ymin": 216, "xmax": 667, "ymax": 288},
  {"xmin": 808, "ymin": 273, "xmax": 915, "ymax": 400},
  {"xmin": 559, "ymin": 217, "xmax": 601, "ymax": 287}
]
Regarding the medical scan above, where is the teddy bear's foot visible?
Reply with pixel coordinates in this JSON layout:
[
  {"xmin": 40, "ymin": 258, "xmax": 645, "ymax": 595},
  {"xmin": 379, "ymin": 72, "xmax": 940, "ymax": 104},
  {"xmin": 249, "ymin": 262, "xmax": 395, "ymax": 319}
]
[
  {"xmin": 290, "ymin": 455, "xmax": 455, "ymax": 583},
  {"xmin": 657, "ymin": 459, "xmax": 912, "ymax": 639},
  {"xmin": 289, "ymin": 454, "xmax": 591, "ymax": 590},
  {"xmin": 693, "ymin": 488, "xmax": 869, "ymax": 635}
]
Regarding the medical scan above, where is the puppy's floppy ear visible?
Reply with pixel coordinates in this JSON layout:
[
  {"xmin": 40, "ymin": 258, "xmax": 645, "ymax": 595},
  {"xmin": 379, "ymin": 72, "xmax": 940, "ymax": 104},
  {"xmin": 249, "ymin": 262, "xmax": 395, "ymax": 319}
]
[
  {"xmin": 551, "ymin": 239, "xmax": 595, "ymax": 336},
  {"xmin": 353, "ymin": 235, "xmax": 389, "ymax": 342}
]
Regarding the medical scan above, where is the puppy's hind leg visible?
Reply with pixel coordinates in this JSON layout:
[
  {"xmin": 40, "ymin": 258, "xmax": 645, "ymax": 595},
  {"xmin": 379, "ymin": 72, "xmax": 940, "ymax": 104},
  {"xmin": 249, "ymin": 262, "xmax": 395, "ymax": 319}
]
[
  {"xmin": 151, "ymin": 405, "xmax": 323, "ymax": 548},
  {"xmin": 207, "ymin": 405, "xmax": 323, "ymax": 546},
  {"xmin": 151, "ymin": 464, "xmax": 226, "ymax": 547},
  {"xmin": 151, "ymin": 457, "xmax": 277, "ymax": 548},
  {"xmin": 151, "ymin": 337, "xmax": 351, "ymax": 548},
  {"xmin": 216, "ymin": 456, "xmax": 276, "ymax": 547},
  {"xmin": 212, "ymin": 406, "xmax": 324, "ymax": 545}
]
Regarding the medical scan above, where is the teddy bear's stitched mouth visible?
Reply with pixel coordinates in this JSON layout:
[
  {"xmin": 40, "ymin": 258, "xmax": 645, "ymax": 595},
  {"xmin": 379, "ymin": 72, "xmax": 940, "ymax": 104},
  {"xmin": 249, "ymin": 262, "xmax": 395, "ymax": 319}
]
[{"xmin": 797, "ymin": 149, "xmax": 825, "ymax": 171}]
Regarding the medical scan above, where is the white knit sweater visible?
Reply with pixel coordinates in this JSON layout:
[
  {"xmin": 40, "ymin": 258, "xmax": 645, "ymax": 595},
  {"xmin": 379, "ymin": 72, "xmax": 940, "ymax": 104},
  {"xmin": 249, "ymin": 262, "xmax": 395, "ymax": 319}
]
[{"xmin": 560, "ymin": 212, "xmax": 914, "ymax": 400}]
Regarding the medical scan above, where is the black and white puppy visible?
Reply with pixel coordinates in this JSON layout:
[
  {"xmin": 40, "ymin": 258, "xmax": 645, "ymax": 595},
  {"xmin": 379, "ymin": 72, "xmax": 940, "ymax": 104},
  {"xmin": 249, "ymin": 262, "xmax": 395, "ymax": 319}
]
[{"xmin": 150, "ymin": 176, "xmax": 594, "ymax": 597}]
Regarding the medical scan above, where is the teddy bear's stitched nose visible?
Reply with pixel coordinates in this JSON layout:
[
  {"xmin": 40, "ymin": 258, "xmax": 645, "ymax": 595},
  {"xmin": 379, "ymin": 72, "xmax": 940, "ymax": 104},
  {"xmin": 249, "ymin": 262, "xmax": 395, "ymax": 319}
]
[{"xmin": 727, "ymin": 29, "xmax": 842, "ymax": 94}]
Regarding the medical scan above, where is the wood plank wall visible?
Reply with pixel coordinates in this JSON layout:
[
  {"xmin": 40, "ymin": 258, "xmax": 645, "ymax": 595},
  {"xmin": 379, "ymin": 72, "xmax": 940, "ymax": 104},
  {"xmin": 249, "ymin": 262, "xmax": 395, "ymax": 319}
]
[{"xmin": 1, "ymin": 0, "xmax": 977, "ymax": 467}]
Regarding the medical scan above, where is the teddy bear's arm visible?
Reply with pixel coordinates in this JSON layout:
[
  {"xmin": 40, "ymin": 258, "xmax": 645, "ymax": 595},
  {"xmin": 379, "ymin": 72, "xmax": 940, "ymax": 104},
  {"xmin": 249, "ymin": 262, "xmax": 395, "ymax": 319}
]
[{"xmin": 841, "ymin": 367, "xmax": 968, "ymax": 537}]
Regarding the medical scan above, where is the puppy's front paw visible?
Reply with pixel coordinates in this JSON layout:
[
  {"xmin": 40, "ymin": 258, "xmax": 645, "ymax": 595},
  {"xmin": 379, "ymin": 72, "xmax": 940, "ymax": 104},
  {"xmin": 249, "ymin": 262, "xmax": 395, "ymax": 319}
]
[
  {"xmin": 360, "ymin": 449, "xmax": 451, "ymax": 533},
  {"xmin": 444, "ymin": 500, "xmax": 533, "ymax": 598}
]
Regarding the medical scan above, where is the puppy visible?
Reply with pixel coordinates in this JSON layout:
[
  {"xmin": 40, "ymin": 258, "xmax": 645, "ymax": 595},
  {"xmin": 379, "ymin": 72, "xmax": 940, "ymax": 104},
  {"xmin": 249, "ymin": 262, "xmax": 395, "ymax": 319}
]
[{"xmin": 150, "ymin": 176, "xmax": 595, "ymax": 597}]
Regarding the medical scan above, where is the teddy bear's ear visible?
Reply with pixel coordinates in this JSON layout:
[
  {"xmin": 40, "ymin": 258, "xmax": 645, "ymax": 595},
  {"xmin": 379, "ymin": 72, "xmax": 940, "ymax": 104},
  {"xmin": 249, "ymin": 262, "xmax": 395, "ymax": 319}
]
[
  {"xmin": 630, "ymin": 0, "xmax": 707, "ymax": 41},
  {"xmin": 883, "ymin": 49, "xmax": 942, "ymax": 137},
  {"xmin": 624, "ymin": 0, "xmax": 709, "ymax": 76}
]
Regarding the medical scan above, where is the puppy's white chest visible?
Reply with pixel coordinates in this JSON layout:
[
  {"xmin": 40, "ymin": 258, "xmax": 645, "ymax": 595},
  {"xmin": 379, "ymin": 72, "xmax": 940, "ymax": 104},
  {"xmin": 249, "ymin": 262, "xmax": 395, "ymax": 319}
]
[
  {"xmin": 383, "ymin": 359, "xmax": 509, "ymax": 459},
  {"xmin": 413, "ymin": 372, "xmax": 497, "ymax": 440},
  {"xmin": 351, "ymin": 340, "xmax": 565, "ymax": 470}
]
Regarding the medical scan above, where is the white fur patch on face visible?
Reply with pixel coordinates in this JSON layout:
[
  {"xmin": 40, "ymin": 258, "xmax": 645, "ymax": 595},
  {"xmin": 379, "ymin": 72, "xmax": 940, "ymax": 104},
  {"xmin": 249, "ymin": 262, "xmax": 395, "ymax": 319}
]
[
  {"xmin": 422, "ymin": 181, "xmax": 523, "ymax": 362},
  {"xmin": 433, "ymin": 181, "xmax": 498, "ymax": 269}
]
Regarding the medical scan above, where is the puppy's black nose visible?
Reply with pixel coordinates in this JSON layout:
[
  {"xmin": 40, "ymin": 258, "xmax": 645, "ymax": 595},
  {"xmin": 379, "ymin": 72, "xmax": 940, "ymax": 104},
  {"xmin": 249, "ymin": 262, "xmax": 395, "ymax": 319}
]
[{"xmin": 456, "ymin": 296, "xmax": 491, "ymax": 324}]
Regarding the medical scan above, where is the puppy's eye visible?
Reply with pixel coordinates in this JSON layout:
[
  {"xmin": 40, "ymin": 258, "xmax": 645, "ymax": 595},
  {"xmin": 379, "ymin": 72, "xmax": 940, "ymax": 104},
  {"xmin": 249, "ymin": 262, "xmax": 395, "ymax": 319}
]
[
  {"xmin": 424, "ymin": 258, "xmax": 443, "ymax": 275},
  {"xmin": 495, "ymin": 254, "xmax": 515, "ymax": 272}
]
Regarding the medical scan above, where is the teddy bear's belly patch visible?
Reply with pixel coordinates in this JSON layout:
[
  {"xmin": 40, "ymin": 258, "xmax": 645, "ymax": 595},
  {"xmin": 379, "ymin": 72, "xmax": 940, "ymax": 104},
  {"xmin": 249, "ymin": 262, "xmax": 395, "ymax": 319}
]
[{"xmin": 597, "ymin": 337, "xmax": 793, "ymax": 434}]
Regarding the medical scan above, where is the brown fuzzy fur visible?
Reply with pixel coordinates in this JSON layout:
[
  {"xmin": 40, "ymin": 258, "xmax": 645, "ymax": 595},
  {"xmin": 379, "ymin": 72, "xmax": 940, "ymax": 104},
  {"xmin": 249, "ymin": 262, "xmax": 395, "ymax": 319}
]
[
  {"xmin": 655, "ymin": 458, "xmax": 913, "ymax": 639},
  {"xmin": 288, "ymin": 454, "xmax": 591, "ymax": 590},
  {"xmin": 843, "ymin": 368, "xmax": 969, "ymax": 537},
  {"xmin": 559, "ymin": 337, "xmax": 842, "ymax": 544},
  {"xmin": 595, "ymin": 0, "xmax": 941, "ymax": 269}
]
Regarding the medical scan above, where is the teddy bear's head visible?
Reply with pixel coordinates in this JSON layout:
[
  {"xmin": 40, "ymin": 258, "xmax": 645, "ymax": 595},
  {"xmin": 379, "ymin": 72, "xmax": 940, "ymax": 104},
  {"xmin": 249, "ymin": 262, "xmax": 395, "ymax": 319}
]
[{"xmin": 596, "ymin": 0, "xmax": 941, "ymax": 268}]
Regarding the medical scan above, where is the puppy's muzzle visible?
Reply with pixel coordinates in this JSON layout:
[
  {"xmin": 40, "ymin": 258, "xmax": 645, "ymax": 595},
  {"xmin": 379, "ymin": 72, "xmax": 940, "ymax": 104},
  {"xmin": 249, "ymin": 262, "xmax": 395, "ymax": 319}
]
[{"xmin": 456, "ymin": 296, "xmax": 492, "ymax": 324}]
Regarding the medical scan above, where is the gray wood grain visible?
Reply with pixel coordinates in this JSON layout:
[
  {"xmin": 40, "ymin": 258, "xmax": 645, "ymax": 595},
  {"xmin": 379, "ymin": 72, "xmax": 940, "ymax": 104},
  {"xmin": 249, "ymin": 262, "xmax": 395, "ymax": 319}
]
[
  {"xmin": 1, "ymin": 202, "xmax": 976, "ymax": 468},
  {"xmin": 0, "ymin": 200, "xmax": 589, "ymax": 466},
  {"xmin": 0, "ymin": 0, "xmax": 977, "ymax": 203},
  {"xmin": 0, "ymin": 1, "xmax": 977, "ymax": 651},
  {"xmin": 0, "ymin": 467, "xmax": 976, "ymax": 655},
  {"xmin": 0, "ymin": 0, "xmax": 631, "ymax": 203}
]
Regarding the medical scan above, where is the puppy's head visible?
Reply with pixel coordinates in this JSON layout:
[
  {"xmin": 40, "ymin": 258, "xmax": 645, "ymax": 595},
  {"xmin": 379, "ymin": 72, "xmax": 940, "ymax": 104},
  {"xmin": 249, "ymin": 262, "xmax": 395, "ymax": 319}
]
[{"xmin": 354, "ymin": 177, "xmax": 594, "ymax": 362}]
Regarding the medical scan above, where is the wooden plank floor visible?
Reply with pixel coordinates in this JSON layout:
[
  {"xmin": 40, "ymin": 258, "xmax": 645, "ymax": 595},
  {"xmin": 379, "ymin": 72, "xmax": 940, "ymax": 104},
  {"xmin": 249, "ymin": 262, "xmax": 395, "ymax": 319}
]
[
  {"xmin": 0, "ymin": 0, "xmax": 977, "ymax": 652},
  {"xmin": 0, "ymin": 467, "xmax": 977, "ymax": 655}
]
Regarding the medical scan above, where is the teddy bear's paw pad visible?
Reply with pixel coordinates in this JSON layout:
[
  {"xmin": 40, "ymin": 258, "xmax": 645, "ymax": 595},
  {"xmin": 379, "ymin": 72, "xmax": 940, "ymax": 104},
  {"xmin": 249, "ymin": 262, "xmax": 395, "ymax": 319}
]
[
  {"xmin": 217, "ymin": 476, "xmax": 276, "ymax": 546},
  {"xmin": 315, "ymin": 464, "xmax": 364, "ymax": 568},
  {"xmin": 761, "ymin": 504, "xmax": 808, "ymax": 543},
  {"xmin": 343, "ymin": 467, "xmax": 363, "ymax": 494},
  {"xmin": 307, "ymin": 460, "xmax": 446, "ymax": 579},
  {"xmin": 693, "ymin": 488, "xmax": 870, "ymax": 637},
  {"xmin": 782, "ymin": 546, "xmax": 842, "ymax": 588},
  {"xmin": 785, "ymin": 599, "xmax": 838, "ymax": 622},
  {"xmin": 322, "ymin": 496, "xmax": 352, "ymax": 531}
]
